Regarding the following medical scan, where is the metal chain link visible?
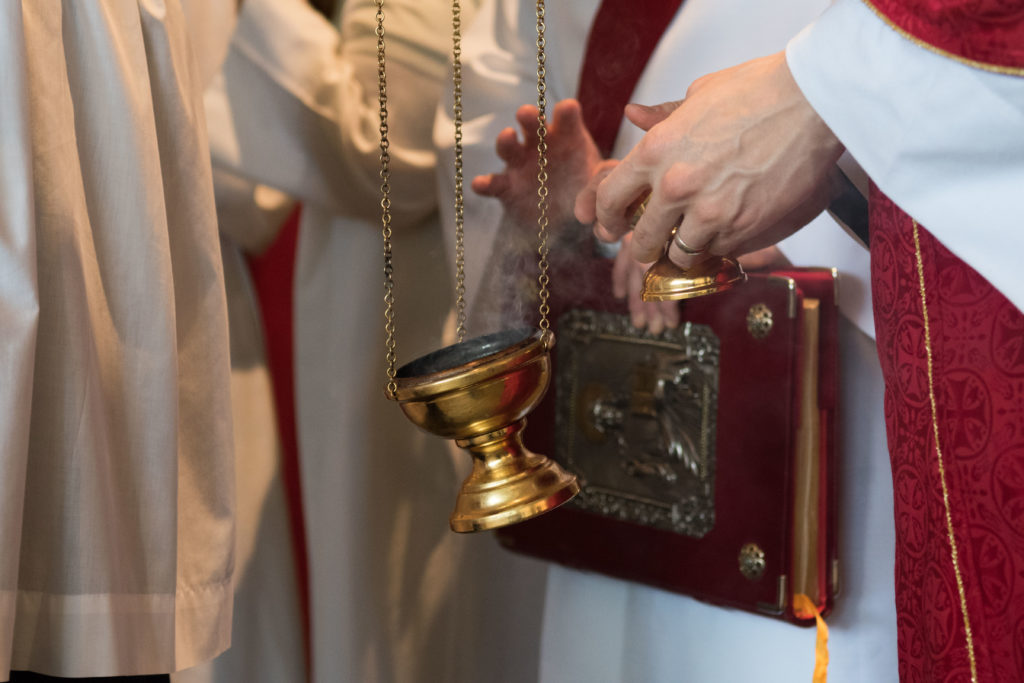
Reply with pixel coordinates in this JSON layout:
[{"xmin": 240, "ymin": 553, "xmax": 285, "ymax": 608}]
[
  {"xmin": 534, "ymin": 0, "xmax": 551, "ymax": 334},
  {"xmin": 378, "ymin": 0, "xmax": 551, "ymax": 376},
  {"xmin": 452, "ymin": 0, "xmax": 467, "ymax": 343},
  {"xmin": 376, "ymin": 0, "xmax": 398, "ymax": 399}
]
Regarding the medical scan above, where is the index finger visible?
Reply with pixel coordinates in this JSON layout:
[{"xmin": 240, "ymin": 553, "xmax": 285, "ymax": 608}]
[
  {"xmin": 628, "ymin": 187, "xmax": 686, "ymax": 263},
  {"xmin": 593, "ymin": 158, "xmax": 656, "ymax": 241}
]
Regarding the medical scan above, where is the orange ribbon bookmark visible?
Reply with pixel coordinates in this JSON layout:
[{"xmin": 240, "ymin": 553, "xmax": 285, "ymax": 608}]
[{"xmin": 793, "ymin": 593, "xmax": 829, "ymax": 683}]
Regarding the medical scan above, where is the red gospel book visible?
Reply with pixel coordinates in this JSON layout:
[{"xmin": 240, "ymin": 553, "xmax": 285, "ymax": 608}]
[{"xmin": 498, "ymin": 257, "xmax": 839, "ymax": 625}]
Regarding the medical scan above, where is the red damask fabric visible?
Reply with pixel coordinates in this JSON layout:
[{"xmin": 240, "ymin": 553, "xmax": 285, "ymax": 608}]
[
  {"xmin": 870, "ymin": 187, "xmax": 1024, "ymax": 681},
  {"xmin": 866, "ymin": 0, "xmax": 1024, "ymax": 69}
]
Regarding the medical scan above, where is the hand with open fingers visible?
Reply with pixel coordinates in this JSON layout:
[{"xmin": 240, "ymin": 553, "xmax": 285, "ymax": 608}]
[
  {"xmin": 472, "ymin": 99, "xmax": 601, "ymax": 229},
  {"xmin": 578, "ymin": 52, "xmax": 844, "ymax": 272},
  {"xmin": 612, "ymin": 232, "xmax": 680, "ymax": 334}
]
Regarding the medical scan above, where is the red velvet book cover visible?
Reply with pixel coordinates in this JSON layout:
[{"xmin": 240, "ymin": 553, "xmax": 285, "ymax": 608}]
[{"xmin": 498, "ymin": 257, "xmax": 839, "ymax": 625}]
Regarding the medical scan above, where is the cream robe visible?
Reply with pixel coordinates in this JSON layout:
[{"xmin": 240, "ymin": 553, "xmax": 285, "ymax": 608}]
[
  {"xmin": 171, "ymin": 172, "xmax": 306, "ymax": 683},
  {"xmin": 207, "ymin": 0, "xmax": 549, "ymax": 681},
  {"xmin": 434, "ymin": 0, "xmax": 899, "ymax": 680},
  {"xmin": 0, "ymin": 1, "xmax": 234, "ymax": 678}
]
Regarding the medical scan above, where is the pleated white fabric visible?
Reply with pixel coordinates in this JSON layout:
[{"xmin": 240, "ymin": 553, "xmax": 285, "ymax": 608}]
[
  {"xmin": 0, "ymin": 1, "xmax": 234, "ymax": 678},
  {"xmin": 171, "ymin": 173, "xmax": 306, "ymax": 683}
]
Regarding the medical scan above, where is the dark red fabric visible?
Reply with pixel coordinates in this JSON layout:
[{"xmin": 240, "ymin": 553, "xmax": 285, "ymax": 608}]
[
  {"xmin": 245, "ymin": 206, "xmax": 312, "ymax": 682},
  {"xmin": 576, "ymin": 0, "xmax": 686, "ymax": 156},
  {"xmin": 867, "ymin": 0, "xmax": 1024, "ymax": 69},
  {"xmin": 870, "ymin": 187, "xmax": 1024, "ymax": 681}
]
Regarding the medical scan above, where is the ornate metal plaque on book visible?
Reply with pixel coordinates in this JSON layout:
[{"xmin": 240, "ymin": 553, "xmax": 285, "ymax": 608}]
[
  {"xmin": 555, "ymin": 310, "xmax": 719, "ymax": 538},
  {"xmin": 497, "ymin": 269, "xmax": 841, "ymax": 626}
]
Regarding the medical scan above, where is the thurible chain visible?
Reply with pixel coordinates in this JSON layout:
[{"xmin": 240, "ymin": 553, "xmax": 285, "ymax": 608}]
[
  {"xmin": 375, "ymin": 0, "xmax": 398, "ymax": 399},
  {"xmin": 452, "ymin": 0, "xmax": 467, "ymax": 343},
  {"xmin": 535, "ymin": 0, "xmax": 551, "ymax": 334},
  {"xmin": 377, "ymin": 0, "xmax": 553, "ymax": 387}
]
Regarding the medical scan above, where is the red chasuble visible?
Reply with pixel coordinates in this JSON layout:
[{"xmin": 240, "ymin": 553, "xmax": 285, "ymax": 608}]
[
  {"xmin": 863, "ymin": 3, "xmax": 1024, "ymax": 678},
  {"xmin": 864, "ymin": 0, "xmax": 1024, "ymax": 70},
  {"xmin": 870, "ymin": 188, "xmax": 1024, "ymax": 681}
]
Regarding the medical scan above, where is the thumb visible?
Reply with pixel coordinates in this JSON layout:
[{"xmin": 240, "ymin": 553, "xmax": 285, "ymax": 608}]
[{"xmin": 624, "ymin": 100, "xmax": 683, "ymax": 131}]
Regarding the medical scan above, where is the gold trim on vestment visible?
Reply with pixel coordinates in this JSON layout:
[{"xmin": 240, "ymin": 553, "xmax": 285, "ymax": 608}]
[
  {"xmin": 912, "ymin": 221, "xmax": 979, "ymax": 682},
  {"xmin": 861, "ymin": 0, "xmax": 1024, "ymax": 76}
]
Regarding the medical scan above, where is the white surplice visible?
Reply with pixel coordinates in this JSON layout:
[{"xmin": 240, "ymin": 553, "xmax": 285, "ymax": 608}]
[
  {"xmin": 434, "ymin": 0, "xmax": 899, "ymax": 680},
  {"xmin": 207, "ymin": 0, "xmax": 550, "ymax": 681},
  {"xmin": 171, "ymin": 172, "xmax": 306, "ymax": 683},
  {"xmin": 0, "ymin": 1, "xmax": 235, "ymax": 679},
  {"xmin": 787, "ymin": 0, "xmax": 1024, "ymax": 313}
]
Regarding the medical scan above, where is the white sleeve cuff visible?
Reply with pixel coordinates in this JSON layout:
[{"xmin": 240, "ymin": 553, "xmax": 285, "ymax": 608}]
[{"xmin": 785, "ymin": 0, "xmax": 1024, "ymax": 312}]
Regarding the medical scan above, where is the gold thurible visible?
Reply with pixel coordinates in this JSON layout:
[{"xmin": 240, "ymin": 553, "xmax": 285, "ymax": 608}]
[{"xmin": 375, "ymin": 0, "xmax": 578, "ymax": 532}]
